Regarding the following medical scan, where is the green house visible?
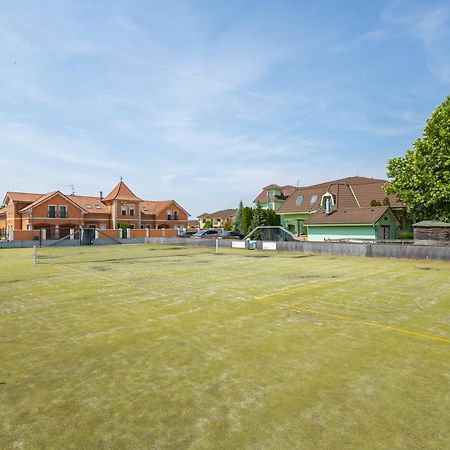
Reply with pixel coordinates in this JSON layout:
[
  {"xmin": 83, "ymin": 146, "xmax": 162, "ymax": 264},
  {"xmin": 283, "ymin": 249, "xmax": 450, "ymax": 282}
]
[
  {"xmin": 276, "ymin": 176, "xmax": 412, "ymax": 241},
  {"xmin": 305, "ymin": 207, "xmax": 400, "ymax": 241},
  {"xmin": 253, "ymin": 184, "xmax": 296, "ymax": 210}
]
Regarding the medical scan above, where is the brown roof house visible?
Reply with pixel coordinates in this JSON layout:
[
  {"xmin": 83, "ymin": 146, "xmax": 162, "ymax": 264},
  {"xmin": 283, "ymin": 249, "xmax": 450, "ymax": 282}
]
[
  {"xmin": 0, "ymin": 180, "xmax": 189, "ymax": 240},
  {"xmin": 276, "ymin": 176, "xmax": 409, "ymax": 241},
  {"xmin": 198, "ymin": 209, "xmax": 236, "ymax": 229}
]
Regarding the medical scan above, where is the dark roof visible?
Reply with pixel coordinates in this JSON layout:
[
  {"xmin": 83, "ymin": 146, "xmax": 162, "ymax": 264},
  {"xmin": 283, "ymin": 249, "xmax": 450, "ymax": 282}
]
[
  {"xmin": 277, "ymin": 187, "xmax": 324, "ymax": 213},
  {"xmin": 198, "ymin": 209, "xmax": 236, "ymax": 219},
  {"xmin": 278, "ymin": 177, "xmax": 404, "ymax": 214},
  {"xmin": 413, "ymin": 221, "xmax": 450, "ymax": 228},
  {"xmin": 305, "ymin": 207, "xmax": 392, "ymax": 225}
]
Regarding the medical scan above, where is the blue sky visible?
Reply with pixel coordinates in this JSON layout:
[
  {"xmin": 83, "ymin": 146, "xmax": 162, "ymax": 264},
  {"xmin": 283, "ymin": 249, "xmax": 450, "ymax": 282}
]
[{"xmin": 1, "ymin": 0, "xmax": 449, "ymax": 217}]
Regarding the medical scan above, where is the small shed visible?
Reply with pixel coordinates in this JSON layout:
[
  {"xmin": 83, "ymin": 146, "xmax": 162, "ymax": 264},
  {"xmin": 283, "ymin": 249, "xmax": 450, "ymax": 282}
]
[{"xmin": 413, "ymin": 221, "xmax": 450, "ymax": 245}]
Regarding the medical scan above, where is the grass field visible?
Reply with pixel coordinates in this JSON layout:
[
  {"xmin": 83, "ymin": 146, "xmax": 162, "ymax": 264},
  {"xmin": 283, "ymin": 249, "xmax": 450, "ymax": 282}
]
[{"xmin": 1, "ymin": 244, "xmax": 449, "ymax": 449}]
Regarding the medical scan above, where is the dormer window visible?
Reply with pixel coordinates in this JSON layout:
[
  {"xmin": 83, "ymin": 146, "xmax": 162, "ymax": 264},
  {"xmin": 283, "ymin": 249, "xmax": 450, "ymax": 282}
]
[
  {"xmin": 310, "ymin": 195, "xmax": 318, "ymax": 204},
  {"xmin": 320, "ymin": 193, "xmax": 335, "ymax": 210},
  {"xmin": 86, "ymin": 204, "xmax": 91, "ymax": 209},
  {"xmin": 95, "ymin": 205, "xmax": 101, "ymax": 209},
  {"xmin": 295, "ymin": 195, "xmax": 303, "ymax": 205}
]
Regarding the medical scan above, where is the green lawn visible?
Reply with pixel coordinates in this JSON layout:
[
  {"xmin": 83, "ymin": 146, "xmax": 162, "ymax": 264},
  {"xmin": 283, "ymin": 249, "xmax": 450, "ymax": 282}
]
[{"xmin": 1, "ymin": 244, "xmax": 449, "ymax": 449}]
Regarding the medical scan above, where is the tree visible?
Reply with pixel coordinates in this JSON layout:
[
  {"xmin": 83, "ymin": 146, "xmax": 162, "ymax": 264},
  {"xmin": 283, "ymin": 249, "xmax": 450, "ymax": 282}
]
[
  {"xmin": 386, "ymin": 96, "xmax": 450, "ymax": 222},
  {"xmin": 231, "ymin": 201, "xmax": 243, "ymax": 233},
  {"xmin": 223, "ymin": 218, "xmax": 232, "ymax": 231},
  {"xmin": 249, "ymin": 202, "xmax": 267, "ymax": 239},
  {"xmin": 202, "ymin": 219, "xmax": 213, "ymax": 229},
  {"xmin": 242, "ymin": 207, "xmax": 253, "ymax": 236},
  {"xmin": 264, "ymin": 208, "xmax": 281, "ymax": 226}
]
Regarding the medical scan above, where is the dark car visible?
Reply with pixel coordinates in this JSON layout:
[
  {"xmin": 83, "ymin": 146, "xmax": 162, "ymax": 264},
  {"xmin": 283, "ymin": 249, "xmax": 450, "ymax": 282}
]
[
  {"xmin": 191, "ymin": 229, "xmax": 219, "ymax": 239},
  {"xmin": 177, "ymin": 230, "xmax": 197, "ymax": 238},
  {"xmin": 217, "ymin": 231, "xmax": 244, "ymax": 239}
]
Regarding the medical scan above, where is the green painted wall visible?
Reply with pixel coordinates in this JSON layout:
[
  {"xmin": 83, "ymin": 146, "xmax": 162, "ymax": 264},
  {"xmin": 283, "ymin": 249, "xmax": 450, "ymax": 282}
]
[
  {"xmin": 280, "ymin": 212, "xmax": 311, "ymax": 235},
  {"xmin": 374, "ymin": 212, "xmax": 400, "ymax": 239},
  {"xmin": 306, "ymin": 225, "xmax": 376, "ymax": 242}
]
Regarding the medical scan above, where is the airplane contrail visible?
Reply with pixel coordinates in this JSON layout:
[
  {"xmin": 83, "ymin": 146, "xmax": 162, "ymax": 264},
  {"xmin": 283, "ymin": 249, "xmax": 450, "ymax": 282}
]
[{"xmin": 8, "ymin": 21, "xmax": 287, "ymax": 106}]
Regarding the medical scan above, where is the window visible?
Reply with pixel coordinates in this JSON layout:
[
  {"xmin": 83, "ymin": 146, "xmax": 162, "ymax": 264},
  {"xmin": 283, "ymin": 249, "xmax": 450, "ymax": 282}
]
[
  {"xmin": 268, "ymin": 192, "xmax": 274, "ymax": 201},
  {"xmin": 167, "ymin": 210, "xmax": 172, "ymax": 221},
  {"xmin": 60, "ymin": 205, "xmax": 67, "ymax": 218},
  {"xmin": 295, "ymin": 195, "xmax": 303, "ymax": 205},
  {"xmin": 310, "ymin": 195, "xmax": 318, "ymax": 204},
  {"xmin": 95, "ymin": 205, "xmax": 101, "ymax": 209},
  {"xmin": 129, "ymin": 207, "xmax": 135, "ymax": 216},
  {"xmin": 86, "ymin": 204, "xmax": 91, "ymax": 209},
  {"xmin": 174, "ymin": 211, "xmax": 178, "ymax": 220},
  {"xmin": 121, "ymin": 206, "xmax": 127, "ymax": 216},
  {"xmin": 48, "ymin": 205, "xmax": 56, "ymax": 218}
]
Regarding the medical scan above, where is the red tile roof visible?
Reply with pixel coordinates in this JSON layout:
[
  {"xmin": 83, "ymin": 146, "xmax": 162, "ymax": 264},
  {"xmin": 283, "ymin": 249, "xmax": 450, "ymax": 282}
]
[
  {"xmin": 305, "ymin": 207, "xmax": 393, "ymax": 225},
  {"xmin": 18, "ymin": 191, "xmax": 59, "ymax": 212},
  {"xmin": 141, "ymin": 200, "xmax": 189, "ymax": 216},
  {"xmin": 4, "ymin": 192, "xmax": 43, "ymax": 203},
  {"xmin": 69, "ymin": 195, "xmax": 110, "ymax": 213},
  {"xmin": 19, "ymin": 191, "xmax": 90, "ymax": 213},
  {"xmin": 103, "ymin": 181, "xmax": 142, "ymax": 202}
]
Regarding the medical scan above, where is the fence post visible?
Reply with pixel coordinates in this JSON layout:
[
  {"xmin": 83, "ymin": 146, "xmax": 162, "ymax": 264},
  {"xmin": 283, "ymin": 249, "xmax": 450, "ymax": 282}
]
[
  {"xmin": 215, "ymin": 239, "xmax": 219, "ymax": 254},
  {"xmin": 127, "ymin": 228, "xmax": 131, "ymax": 239},
  {"xmin": 41, "ymin": 229, "xmax": 46, "ymax": 241},
  {"xmin": 33, "ymin": 246, "xmax": 37, "ymax": 266}
]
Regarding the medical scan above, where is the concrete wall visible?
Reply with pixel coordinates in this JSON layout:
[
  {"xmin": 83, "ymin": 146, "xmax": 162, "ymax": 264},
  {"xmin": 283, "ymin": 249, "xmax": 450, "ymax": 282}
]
[
  {"xmin": 144, "ymin": 237, "xmax": 450, "ymax": 262},
  {"xmin": 2, "ymin": 236, "xmax": 449, "ymax": 262}
]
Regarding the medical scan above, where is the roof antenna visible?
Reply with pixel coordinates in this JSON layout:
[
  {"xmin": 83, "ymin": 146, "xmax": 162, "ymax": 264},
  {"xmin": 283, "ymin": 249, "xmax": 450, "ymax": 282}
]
[
  {"xmin": 296, "ymin": 179, "xmax": 300, "ymax": 187},
  {"xmin": 67, "ymin": 184, "xmax": 75, "ymax": 195},
  {"xmin": 120, "ymin": 176, "xmax": 123, "ymax": 182}
]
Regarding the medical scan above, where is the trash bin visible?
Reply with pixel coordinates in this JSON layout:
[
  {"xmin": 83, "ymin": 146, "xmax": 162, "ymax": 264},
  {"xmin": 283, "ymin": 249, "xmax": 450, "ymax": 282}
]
[{"xmin": 248, "ymin": 240, "xmax": 257, "ymax": 250}]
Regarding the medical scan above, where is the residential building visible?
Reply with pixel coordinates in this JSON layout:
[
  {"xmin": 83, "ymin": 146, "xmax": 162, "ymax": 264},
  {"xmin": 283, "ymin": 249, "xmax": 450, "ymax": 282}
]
[
  {"xmin": 198, "ymin": 209, "xmax": 236, "ymax": 229},
  {"xmin": 0, "ymin": 180, "xmax": 189, "ymax": 240},
  {"xmin": 276, "ymin": 176, "xmax": 412, "ymax": 241},
  {"xmin": 253, "ymin": 184, "xmax": 296, "ymax": 210}
]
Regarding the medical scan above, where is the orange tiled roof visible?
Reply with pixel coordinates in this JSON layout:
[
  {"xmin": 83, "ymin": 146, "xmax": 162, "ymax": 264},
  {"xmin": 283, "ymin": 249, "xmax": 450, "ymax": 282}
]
[
  {"xmin": 103, "ymin": 181, "xmax": 142, "ymax": 202},
  {"xmin": 18, "ymin": 191, "xmax": 59, "ymax": 212},
  {"xmin": 0, "ymin": 206, "xmax": 7, "ymax": 215},
  {"xmin": 141, "ymin": 200, "xmax": 189, "ymax": 216},
  {"xmin": 4, "ymin": 192, "xmax": 43, "ymax": 203},
  {"xmin": 69, "ymin": 195, "xmax": 110, "ymax": 213}
]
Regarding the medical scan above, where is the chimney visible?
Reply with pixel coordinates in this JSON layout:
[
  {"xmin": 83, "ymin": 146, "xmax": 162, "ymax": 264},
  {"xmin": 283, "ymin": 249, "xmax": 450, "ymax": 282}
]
[{"xmin": 100, "ymin": 191, "xmax": 103, "ymax": 201}]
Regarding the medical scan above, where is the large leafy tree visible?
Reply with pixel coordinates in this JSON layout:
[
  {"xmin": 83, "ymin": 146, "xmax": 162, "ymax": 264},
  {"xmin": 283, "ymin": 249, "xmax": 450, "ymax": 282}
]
[{"xmin": 386, "ymin": 96, "xmax": 450, "ymax": 222}]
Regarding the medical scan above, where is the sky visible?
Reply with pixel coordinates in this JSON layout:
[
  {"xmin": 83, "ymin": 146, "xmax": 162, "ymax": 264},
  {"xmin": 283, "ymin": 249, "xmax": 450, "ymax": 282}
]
[{"xmin": 0, "ymin": 0, "xmax": 449, "ymax": 217}]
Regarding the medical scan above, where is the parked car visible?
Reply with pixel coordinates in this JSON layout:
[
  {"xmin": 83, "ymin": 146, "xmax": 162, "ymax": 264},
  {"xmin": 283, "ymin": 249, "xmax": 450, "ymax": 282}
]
[
  {"xmin": 217, "ymin": 231, "xmax": 244, "ymax": 239},
  {"xmin": 191, "ymin": 229, "xmax": 219, "ymax": 239},
  {"xmin": 177, "ymin": 230, "xmax": 197, "ymax": 238}
]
